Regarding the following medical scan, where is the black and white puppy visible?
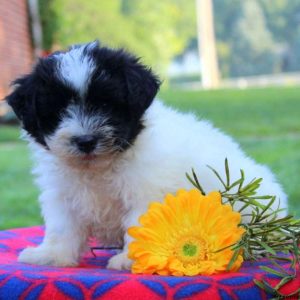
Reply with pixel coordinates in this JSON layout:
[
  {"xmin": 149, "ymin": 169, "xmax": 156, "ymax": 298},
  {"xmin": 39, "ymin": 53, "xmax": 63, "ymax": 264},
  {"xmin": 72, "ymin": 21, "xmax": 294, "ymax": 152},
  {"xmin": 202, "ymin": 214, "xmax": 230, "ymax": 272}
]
[{"xmin": 6, "ymin": 41, "xmax": 287, "ymax": 270}]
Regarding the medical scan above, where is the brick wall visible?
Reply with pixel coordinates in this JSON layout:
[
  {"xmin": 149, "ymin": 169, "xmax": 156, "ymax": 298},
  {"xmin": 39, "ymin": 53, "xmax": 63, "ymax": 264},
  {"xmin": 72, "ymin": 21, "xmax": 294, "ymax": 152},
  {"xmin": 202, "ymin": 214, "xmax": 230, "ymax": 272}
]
[{"xmin": 0, "ymin": 0, "xmax": 33, "ymax": 99}]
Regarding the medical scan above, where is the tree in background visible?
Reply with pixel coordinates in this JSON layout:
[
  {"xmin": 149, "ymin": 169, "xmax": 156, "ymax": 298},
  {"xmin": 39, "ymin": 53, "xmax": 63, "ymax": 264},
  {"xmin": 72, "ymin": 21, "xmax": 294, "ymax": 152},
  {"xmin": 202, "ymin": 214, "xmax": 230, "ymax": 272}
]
[
  {"xmin": 213, "ymin": 0, "xmax": 241, "ymax": 77},
  {"xmin": 259, "ymin": 0, "xmax": 300, "ymax": 72},
  {"xmin": 39, "ymin": 0, "xmax": 300, "ymax": 79},
  {"xmin": 214, "ymin": 0, "xmax": 276, "ymax": 77},
  {"xmin": 230, "ymin": 0, "xmax": 275, "ymax": 77},
  {"xmin": 39, "ymin": 0, "xmax": 196, "ymax": 75},
  {"xmin": 214, "ymin": 0, "xmax": 300, "ymax": 77}
]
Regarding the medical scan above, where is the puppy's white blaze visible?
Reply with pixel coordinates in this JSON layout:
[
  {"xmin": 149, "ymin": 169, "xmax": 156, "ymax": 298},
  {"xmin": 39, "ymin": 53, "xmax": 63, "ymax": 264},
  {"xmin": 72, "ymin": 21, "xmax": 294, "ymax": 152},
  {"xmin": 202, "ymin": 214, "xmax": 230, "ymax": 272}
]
[
  {"xmin": 64, "ymin": 105, "xmax": 111, "ymax": 134},
  {"xmin": 56, "ymin": 43, "xmax": 96, "ymax": 96}
]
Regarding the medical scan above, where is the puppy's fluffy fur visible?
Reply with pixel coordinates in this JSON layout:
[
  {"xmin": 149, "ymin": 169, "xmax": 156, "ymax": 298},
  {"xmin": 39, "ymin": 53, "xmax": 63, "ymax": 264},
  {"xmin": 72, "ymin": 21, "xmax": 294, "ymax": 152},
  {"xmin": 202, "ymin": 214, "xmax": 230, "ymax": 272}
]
[{"xmin": 6, "ymin": 41, "xmax": 287, "ymax": 270}]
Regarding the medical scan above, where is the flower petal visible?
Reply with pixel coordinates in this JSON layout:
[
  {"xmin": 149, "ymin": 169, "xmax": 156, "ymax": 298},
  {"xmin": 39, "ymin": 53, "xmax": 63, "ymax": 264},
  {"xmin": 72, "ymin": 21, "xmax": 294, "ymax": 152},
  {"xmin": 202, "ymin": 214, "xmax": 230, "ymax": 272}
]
[{"xmin": 128, "ymin": 189, "xmax": 244, "ymax": 276}]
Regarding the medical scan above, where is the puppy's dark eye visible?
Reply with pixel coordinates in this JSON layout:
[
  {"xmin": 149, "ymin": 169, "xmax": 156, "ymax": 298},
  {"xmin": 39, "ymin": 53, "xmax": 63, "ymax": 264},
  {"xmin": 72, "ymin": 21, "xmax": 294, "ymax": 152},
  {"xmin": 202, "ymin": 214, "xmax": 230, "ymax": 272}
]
[{"xmin": 102, "ymin": 101, "xmax": 109, "ymax": 108}]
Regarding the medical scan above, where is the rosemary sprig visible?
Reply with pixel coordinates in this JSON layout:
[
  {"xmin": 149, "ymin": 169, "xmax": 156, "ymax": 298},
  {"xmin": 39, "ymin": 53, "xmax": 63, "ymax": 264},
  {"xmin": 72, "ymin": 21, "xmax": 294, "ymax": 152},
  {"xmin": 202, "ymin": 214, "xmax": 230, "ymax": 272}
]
[{"xmin": 187, "ymin": 159, "xmax": 300, "ymax": 298}]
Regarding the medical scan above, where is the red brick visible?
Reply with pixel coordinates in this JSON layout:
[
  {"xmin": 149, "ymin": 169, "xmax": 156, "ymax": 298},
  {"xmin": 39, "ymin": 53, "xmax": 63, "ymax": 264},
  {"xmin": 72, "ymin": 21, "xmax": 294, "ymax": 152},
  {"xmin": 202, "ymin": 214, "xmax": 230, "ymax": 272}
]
[{"xmin": 0, "ymin": 0, "xmax": 33, "ymax": 99}]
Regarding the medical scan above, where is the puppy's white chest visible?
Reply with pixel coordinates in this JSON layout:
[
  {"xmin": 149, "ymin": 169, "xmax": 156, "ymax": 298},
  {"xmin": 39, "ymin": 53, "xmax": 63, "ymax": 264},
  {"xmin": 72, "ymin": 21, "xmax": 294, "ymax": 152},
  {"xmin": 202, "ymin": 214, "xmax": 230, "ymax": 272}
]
[{"xmin": 67, "ymin": 172, "xmax": 125, "ymax": 245}]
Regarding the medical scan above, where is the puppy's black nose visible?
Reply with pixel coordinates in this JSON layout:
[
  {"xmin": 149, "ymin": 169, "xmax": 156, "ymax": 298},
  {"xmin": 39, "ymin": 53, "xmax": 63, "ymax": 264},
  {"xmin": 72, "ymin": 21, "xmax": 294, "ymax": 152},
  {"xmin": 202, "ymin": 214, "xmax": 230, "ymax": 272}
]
[{"xmin": 72, "ymin": 135, "xmax": 97, "ymax": 153}]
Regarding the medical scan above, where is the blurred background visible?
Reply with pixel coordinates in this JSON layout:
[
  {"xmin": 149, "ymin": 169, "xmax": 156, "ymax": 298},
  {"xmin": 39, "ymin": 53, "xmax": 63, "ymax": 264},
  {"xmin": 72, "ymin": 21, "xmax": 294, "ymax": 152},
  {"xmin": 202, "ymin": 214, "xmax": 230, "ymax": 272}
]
[{"xmin": 0, "ymin": 0, "xmax": 299, "ymax": 229}]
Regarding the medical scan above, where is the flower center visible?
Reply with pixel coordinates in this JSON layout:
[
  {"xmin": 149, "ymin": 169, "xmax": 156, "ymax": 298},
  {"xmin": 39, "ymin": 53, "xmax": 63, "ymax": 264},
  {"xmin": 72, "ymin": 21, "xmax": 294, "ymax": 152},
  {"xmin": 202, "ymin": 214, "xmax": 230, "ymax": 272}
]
[
  {"xmin": 182, "ymin": 243, "xmax": 197, "ymax": 256},
  {"xmin": 174, "ymin": 236, "xmax": 208, "ymax": 264}
]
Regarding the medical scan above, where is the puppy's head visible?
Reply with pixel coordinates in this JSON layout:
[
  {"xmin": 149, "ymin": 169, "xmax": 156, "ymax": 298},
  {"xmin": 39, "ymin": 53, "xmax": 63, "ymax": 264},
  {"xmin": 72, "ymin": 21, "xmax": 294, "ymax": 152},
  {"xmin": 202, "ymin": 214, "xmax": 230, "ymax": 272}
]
[{"xmin": 6, "ymin": 41, "xmax": 160, "ymax": 166}]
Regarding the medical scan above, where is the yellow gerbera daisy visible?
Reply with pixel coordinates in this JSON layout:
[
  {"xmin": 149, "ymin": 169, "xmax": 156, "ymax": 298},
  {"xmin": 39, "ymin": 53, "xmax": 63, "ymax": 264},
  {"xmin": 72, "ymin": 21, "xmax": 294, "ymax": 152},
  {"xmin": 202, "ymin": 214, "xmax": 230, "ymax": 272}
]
[{"xmin": 128, "ymin": 189, "xmax": 245, "ymax": 276}]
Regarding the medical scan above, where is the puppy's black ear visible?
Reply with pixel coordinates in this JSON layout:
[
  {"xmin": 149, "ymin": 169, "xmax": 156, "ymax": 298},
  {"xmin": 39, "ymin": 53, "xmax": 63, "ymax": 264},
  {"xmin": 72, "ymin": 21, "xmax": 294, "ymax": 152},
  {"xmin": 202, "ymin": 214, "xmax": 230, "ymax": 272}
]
[
  {"xmin": 5, "ymin": 75, "xmax": 31, "ymax": 121},
  {"xmin": 5, "ymin": 74, "xmax": 45, "ymax": 145},
  {"xmin": 124, "ymin": 57, "xmax": 161, "ymax": 115}
]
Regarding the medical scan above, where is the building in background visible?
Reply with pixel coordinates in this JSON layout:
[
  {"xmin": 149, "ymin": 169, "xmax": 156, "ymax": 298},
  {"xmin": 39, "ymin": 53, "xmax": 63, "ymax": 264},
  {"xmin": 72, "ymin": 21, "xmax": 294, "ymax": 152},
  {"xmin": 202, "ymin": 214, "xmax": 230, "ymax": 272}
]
[{"xmin": 0, "ymin": 0, "xmax": 33, "ymax": 100}]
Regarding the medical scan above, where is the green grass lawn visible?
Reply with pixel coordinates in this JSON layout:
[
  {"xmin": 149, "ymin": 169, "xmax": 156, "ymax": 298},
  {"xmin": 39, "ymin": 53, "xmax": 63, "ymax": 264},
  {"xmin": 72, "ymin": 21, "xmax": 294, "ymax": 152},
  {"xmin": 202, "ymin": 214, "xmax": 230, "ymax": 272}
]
[
  {"xmin": 0, "ymin": 86, "xmax": 299, "ymax": 229},
  {"xmin": 0, "ymin": 142, "xmax": 41, "ymax": 229}
]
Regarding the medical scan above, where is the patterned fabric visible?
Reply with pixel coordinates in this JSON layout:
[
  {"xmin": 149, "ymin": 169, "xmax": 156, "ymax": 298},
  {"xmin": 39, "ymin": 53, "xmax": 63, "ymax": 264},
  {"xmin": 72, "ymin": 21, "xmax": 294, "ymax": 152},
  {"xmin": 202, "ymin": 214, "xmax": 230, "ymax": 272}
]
[{"xmin": 0, "ymin": 226, "xmax": 299, "ymax": 300}]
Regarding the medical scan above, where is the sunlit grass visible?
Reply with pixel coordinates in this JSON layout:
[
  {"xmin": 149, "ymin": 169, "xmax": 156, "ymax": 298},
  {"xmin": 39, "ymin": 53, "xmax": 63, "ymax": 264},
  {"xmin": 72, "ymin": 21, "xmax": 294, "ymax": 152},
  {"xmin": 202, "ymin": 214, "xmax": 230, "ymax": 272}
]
[
  {"xmin": 160, "ymin": 86, "xmax": 300, "ymax": 218},
  {"xmin": 0, "ymin": 141, "xmax": 41, "ymax": 229}
]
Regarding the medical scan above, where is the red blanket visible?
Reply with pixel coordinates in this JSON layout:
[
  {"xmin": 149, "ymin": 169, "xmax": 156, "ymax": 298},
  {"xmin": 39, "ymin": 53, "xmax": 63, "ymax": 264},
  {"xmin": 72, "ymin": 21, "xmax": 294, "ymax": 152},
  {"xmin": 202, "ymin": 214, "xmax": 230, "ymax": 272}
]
[{"xmin": 0, "ymin": 226, "xmax": 299, "ymax": 299}]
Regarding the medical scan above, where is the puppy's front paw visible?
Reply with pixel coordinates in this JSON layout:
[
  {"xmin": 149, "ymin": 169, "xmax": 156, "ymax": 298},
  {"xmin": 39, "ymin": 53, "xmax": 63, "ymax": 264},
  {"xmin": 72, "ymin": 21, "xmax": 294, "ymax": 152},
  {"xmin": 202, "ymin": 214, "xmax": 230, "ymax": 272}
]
[
  {"xmin": 107, "ymin": 251, "xmax": 132, "ymax": 270},
  {"xmin": 18, "ymin": 246, "xmax": 78, "ymax": 267}
]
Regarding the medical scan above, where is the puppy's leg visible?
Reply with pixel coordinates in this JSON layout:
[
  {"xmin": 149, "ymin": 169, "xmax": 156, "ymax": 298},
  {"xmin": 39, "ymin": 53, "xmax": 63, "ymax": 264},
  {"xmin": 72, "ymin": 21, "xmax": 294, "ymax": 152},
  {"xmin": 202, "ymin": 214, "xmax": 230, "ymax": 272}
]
[
  {"xmin": 107, "ymin": 209, "xmax": 143, "ymax": 270},
  {"xmin": 18, "ymin": 192, "xmax": 87, "ymax": 266}
]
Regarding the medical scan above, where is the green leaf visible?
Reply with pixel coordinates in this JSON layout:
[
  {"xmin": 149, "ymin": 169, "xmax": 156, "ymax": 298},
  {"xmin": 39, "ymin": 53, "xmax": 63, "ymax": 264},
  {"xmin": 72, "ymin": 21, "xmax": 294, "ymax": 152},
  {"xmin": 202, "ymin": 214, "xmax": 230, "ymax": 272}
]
[
  {"xmin": 186, "ymin": 172, "xmax": 199, "ymax": 189},
  {"xmin": 226, "ymin": 248, "xmax": 241, "ymax": 271},
  {"xmin": 238, "ymin": 169, "xmax": 245, "ymax": 191},
  {"xmin": 274, "ymin": 275, "xmax": 294, "ymax": 290},
  {"xmin": 247, "ymin": 199, "xmax": 266, "ymax": 209},
  {"xmin": 225, "ymin": 158, "xmax": 230, "ymax": 187},
  {"xmin": 192, "ymin": 168, "xmax": 206, "ymax": 195},
  {"xmin": 185, "ymin": 170, "xmax": 206, "ymax": 195},
  {"xmin": 228, "ymin": 177, "xmax": 243, "ymax": 190},
  {"xmin": 207, "ymin": 165, "xmax": 227, "ymax": 189},
  {"xmin": 253, "ymin": 280, "xmax": 276, "ymax": 295},
  {"xmin": 254, "ymin": 240, "xmax": 276, "ymax": 255},
  {"xmin": 260, "ymin": 266, "xmax": 287, "ymax": 278}
]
